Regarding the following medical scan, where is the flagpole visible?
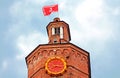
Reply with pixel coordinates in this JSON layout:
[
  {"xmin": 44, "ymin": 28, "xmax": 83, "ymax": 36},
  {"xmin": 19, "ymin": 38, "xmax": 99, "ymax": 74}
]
[
  {"xmin": 56, "ymin": 0, "xmax": 59, "ymax": 18},
  {"xmin": 57, "ymin": 4, "xmax": 59, "ymax": 18}
]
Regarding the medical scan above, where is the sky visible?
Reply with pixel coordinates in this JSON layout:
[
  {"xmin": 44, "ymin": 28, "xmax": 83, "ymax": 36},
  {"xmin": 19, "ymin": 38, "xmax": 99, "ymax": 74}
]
[{"xmin": 0, "ymin": 0, "xmax": 120, "ymax": 78}]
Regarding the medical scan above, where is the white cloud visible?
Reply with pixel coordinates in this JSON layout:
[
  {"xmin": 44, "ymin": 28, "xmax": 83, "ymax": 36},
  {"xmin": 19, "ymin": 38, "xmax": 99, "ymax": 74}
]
[
  {"xmin": 2, "ymin": 60, "xmax": 8, "ymax": 71},
  {"xmin": 9, "ymin": 0, "xmax": 47, "ymax": 21},
  {"xmin": 9, "ymin": 1, "xmax": 22, "ymax": 17},
  {"xmin": 59, "ymin": 0, "xmax": 67, "ymax": 10},
  {"xmin": 16, "ymin": 31, "xmax": 47, "ymax": 60},
  {"xmin": 72, "ymin": 0, "xmax": 113, "ymax": 45},
  {"xmin": 9, "ymin": 0, "xmax": 49, "ymax": 60},
  {"xmin": 112, "ymin": 7, "xmax": 120, "ymax": 15},
  {"xmin": 60, "ymin": 0, "xmax": 109, "ymax": 44},
  {"xmin": 75, "ymin": 0, "xmax": 104, "ymax": 25},
  {"xmin": 25, "ymin": 0, "xmax": 47, "ymax": 4},
  {"xmin": 9, "ymin": 1, "xmax": 35, "ymax": 21}
]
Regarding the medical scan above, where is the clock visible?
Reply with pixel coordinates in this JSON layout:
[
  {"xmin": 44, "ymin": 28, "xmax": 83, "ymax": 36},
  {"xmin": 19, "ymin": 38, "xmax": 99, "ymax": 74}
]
[{"xmin": 45, "ymin": 57, "xmax": 66, "ymax": 75}]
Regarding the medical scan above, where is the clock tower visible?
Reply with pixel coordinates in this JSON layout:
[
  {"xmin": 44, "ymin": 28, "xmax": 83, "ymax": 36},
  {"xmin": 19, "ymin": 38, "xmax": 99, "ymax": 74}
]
[{"xmin": 25, "ymin": 17, "xmax": 91, "ymax": 78}]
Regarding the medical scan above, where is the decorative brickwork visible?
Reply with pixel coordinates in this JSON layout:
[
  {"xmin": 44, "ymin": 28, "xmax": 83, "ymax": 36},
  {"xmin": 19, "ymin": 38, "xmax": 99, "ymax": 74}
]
[{"xmin": 25, "ymin": 18, "xmax": 91, "ymax": 78}]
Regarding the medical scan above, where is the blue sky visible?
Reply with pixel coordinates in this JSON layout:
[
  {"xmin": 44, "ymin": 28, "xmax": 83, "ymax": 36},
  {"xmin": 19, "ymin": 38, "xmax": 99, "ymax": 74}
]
[{"xmin": 0, "ymin": 0, "xmax": 120, "ymax": 78}]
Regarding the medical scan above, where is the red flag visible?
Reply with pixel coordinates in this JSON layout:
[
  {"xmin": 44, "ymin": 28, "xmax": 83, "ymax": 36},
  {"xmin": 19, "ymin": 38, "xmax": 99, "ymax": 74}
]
[{"xmin": 42, "ymin": 4, "xmax": 58, "ymax": 16}]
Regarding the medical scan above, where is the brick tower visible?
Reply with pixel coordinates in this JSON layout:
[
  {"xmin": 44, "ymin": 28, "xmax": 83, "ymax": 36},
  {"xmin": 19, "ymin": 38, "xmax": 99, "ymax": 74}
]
[{"xmin": 25, "ymin": 17, "xmax": 91, "ymax": 78}]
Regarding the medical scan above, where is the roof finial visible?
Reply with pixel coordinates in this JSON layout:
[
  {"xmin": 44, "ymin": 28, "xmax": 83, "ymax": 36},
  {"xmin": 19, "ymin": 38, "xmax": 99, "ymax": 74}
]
[{"xmin": 53, "ymin": 17, "xmax": 60, "ymax": 22}]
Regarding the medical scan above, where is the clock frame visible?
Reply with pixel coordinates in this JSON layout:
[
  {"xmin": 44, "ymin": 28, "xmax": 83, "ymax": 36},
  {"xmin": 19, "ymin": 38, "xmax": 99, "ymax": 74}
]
[{"xmin": 45, "ymin": 57, "xmax": 67, "ymax": 75}]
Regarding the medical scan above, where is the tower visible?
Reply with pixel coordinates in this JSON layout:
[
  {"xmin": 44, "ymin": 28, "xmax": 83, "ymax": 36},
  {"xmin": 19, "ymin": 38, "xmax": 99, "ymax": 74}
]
[
  {"xmin": 47, "ymin": 17, "xmax": 71, "ymax": 44},
  {"xmin": 25, "ymin": 17, "xmax": 91, "ymax": 78}
]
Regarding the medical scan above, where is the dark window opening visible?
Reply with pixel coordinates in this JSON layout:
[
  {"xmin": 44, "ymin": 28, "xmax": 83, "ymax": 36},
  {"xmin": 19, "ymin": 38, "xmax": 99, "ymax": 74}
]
[
  {"xmin": 53, "ymin": 38, "xmax": 57, "ymax": 44},
  {"xmin": 55, "ymin": 27, "xmax": 60, "ymax": 35},
  {"xmin": 54, "ymin": 40, "xmax": 57, "ymax": 43}
]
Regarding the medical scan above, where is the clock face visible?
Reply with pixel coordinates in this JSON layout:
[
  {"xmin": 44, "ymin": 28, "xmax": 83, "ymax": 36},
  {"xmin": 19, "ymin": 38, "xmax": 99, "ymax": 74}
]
[{"xmin": 45, "ymin": 57, "xmax": 66, "ymax": 75}]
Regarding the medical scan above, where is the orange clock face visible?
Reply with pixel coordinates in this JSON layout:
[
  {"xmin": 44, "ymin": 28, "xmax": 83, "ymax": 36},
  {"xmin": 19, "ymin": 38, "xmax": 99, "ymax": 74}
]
[{"xmin": 45, "ymin": 57, "xmax": 66, "ymax": 75}]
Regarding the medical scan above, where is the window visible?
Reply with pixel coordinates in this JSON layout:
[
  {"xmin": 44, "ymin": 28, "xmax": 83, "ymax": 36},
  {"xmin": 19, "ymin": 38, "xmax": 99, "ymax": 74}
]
[
  {"xmin": 55, "ymin": 27, "xmax": 60, "ymax": 35},
  {"xmin": 52, "ymin": 27, "xmax": 63, "ymax": 37}
]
